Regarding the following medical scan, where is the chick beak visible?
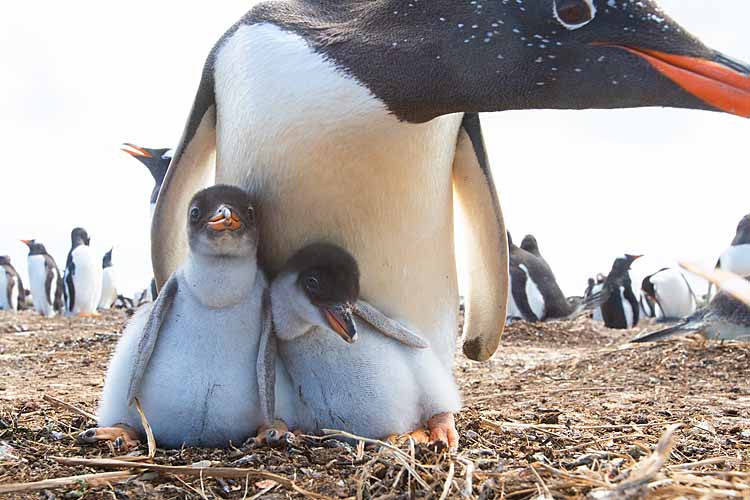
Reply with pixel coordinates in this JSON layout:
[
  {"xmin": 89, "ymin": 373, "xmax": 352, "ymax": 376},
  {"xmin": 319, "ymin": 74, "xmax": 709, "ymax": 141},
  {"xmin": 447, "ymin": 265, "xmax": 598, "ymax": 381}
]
[
  {"xmin": 323, "ymin": 303, "xmax": 357, "ymax": 344},
  {"xmin": 207, "ymin": 206, "xmax": 242, "ymax": 232}
]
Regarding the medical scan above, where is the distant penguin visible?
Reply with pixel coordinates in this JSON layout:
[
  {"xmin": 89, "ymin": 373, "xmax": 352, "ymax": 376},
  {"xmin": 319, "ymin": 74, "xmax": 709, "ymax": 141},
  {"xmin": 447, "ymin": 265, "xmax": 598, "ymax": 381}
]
[
  {"xmin": 520, "ymin": 234, "xmax": 548, "ymax": 267},
  {"xmin": 120, "ymin": 143, "xmax": 172, "ymax": 215},
  {"xmin": 63, "ymin": 228, "xmax": 103, "ymax": 316},
  {"xmin": 709, "ymin": 214, "xmax": 750, "ymax": 297},
  {"xmin": 640, "ymin": 268, "xmax": 697, "ymax": 320},
  {"xmin": 600, "ymin": 255, "xmax": 642, "ymax": 329},
  {"xmin": 98, "ymin": 248, "xmax": 117, "ymax": 310},
  {"xmin": 22, "ymin": 239, "xmax": 63, "ymax": 317},
  {"xmin": 633, "ymin": 277, "xmax": 750, "ymax": 343},
  {"xmin": 0, "ymin": 256, "xmax": 25, "ymax": 311},
  {"xmin": 585, "ymin": 274, "xmax": 606, "ymax": 322},
  {"xmin": 508, "ymin": 232, "xmax": 600, "ymax": 322}
]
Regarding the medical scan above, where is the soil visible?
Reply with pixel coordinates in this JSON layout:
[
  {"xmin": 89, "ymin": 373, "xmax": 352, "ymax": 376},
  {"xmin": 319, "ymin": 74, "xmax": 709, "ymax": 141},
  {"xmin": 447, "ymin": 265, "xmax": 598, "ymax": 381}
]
[{"xmin": 1, "ymin": 310, "xmax": 748, "ymax": 499}]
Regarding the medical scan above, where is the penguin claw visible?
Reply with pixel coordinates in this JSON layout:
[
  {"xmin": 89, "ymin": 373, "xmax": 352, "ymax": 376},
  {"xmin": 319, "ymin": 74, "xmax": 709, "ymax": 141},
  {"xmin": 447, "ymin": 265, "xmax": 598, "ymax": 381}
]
[
  {"xmin": 77, "ymin": 426, "xmax": 140, "ymax": 450},
  {"xmin": 427, "ymin": 412, "xmax": 459, "ymax": 452},
  {"xmin": 253, "ymin": 420, "xmax": 290, "ymax": 448}
]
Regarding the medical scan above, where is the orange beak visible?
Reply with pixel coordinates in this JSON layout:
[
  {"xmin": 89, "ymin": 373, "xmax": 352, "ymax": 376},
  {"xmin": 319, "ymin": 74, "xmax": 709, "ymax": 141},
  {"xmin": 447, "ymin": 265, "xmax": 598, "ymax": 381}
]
[
  {"xmin": 207, "ymin": 206, "xmax": 242, "ymax": 232},
  {"xmin": 323, "ymin": 304, "xmax": 357, "ymax": 344},
  {"xmin": 120, "ymin": 143, "xmax": 153, "ymax": 158},
  {"xmin": 611, "ymin": 46, "xmax": 750, "ymax": 118},
  {"xmin": 20, "ymin": 239, "xmax": 32, "ymax": 247}
]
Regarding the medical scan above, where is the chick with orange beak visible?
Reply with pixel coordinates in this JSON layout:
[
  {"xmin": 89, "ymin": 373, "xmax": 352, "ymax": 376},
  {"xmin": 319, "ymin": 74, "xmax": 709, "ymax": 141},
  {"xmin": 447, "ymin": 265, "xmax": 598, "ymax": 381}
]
[{"xmin": 82, "ymin": 185, "xmax": 285, "ymax": 449}]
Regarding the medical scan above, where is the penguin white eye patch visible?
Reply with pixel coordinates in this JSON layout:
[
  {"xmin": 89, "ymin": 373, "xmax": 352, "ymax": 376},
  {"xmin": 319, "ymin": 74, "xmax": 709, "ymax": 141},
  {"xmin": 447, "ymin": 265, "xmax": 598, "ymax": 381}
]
[{"xmin": 553, "ymin": 0, "xmax": 597, "ymax": 30}]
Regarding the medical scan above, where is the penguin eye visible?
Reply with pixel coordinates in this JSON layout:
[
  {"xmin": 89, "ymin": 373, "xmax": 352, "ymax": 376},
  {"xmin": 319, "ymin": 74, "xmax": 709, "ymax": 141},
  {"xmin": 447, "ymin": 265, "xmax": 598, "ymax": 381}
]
[
  {"xmin": 247, "ymin": 206, "xmax": 255, "ymax": 223},
  {"xmin": 189, "ymin": 206, "xmax": 201, "ymax": 222},
  {"xmin": 304, "ymin": 276, "xmax": 320, "ymax": 293},
  {"xmin": 554, "ymin": 0, "xmax": 595, "ymax": 30}
]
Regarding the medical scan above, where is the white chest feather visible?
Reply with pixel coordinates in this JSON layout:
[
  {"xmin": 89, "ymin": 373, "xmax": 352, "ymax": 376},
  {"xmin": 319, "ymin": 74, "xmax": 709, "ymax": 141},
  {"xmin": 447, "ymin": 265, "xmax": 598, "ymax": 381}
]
[
  {"xmin": 98, "ymin": 267, "xmax": 117, "ymax": 309},
  {"xmin": 66, "ymin": 246, "xmax": 102, "ymax": 314},
  {"xmin": 214, "ymin": 23, "xmax": 464, "ymax": 366},
  {"xmin": 651, "ymin": 269, "xmax": 696, "ymax": 319},
  {"xmin": 620, "ymin": 287, "xmax": 635, "ymax": 328},
  {"xmin": 28, "ymin": 255, "xmax": 55, "ymax": 316},
  {"xmin": 592, "ymin": 283, "xmax": 604, "ymax": 321},
  {"xmin": 721, "ymin": 244, "xmax": 750, "ymax": 277},
  {"xmin": 0, "ymin": 271, "xmax": 11, "ymax": 310},
  {"xmin": 520, "ymin": 265, "xmax": 545, "ymax": 320}
]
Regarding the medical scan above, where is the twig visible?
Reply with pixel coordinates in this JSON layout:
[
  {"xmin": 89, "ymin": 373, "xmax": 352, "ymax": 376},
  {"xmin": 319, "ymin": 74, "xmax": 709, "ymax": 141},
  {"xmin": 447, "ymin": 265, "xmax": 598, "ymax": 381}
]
[
  {"xmin": 50, "ymin": 457, "xmax": 334, "ymax": 500},
  {"xmin": 481, "ymin": 418, "xmax": 681, "ymax": 432},
  {"xmin": 42, "ymin": 394, "xmax": 97, "ymax": 421},
  {"xmin": 134, "ymin": 397, "xmax": 156, "ymax": 459},
  {"xmin": 438, "ymin": 460, "xmax": 455, "ymax": 500},
  {"xmin": 668, "ymin": 457, "xmax": 734, "ymax": 470},
  {"xmin": 0, "ymin": 471, "xmax": 136, "ymax": 494}
]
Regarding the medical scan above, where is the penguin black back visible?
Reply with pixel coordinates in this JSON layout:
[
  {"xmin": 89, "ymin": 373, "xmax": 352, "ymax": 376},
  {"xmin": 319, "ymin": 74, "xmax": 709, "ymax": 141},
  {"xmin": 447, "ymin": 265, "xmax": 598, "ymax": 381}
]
[{"xmin": 600, "ymin": 255, "xmax": 641, "ymax": 329}]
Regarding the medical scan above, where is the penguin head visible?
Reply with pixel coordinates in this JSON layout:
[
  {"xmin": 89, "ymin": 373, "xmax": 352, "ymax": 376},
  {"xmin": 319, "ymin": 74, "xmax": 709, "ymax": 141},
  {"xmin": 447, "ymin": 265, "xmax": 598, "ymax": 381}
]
[
  {"xmin": 71, "ymin": 227, "xmax": 90, "ymax": 247},
  {"xmin": 186, "ymin": 185, "xmax": 258, "ymax": 259},
  {"xmin": 310, "ymin": 0, "xmax": 750, "ymax": 121},
  {"xmin": 607, "ymin": 254, "xmax": 642, "ymax": 284},
  {"xmin": 102, "ymin": 248, "xmax": 113, "ymax": 268},
  {"xmin": 641, "ymin": 273, "xmax": 657, "ymax": 301},
  {"xmin": 21, "ymin": 239, "xmax": 48, "ymax": 256},
  {"xmin": 732, "ymin": 214, "xmax": 750, "ymax": 246},
  {"xmin": 272, "ymin": 243, "xmax": 360, "ymax": 344},
  {"xmin": 521, "ymin": 235, "xmax": 540, "ymax": 255},
  {"xmin": 121, "ymin": 143, "xmax": 173, "ymax": 187}
]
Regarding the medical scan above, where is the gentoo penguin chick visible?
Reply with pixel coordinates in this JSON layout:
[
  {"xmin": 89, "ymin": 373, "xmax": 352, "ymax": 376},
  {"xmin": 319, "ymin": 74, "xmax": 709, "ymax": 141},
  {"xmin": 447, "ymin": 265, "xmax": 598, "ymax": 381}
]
[
  {"xmin": 633, "ymin": 276, "xmax": 750, "ymax": 343},
  {"xmin": 272, "ymin": 244, "xmax": 460, "ymax": 448},
  {"xmin": 21, "ymin": 239, "xmax": 63, "ymax": 317},
  {"xmin": 640, "ymin": 268, "xmax": 697, "ymax": 320},
  {"xmin": 63, "ymin": 227, "xmax": 103, "ymax": 316},
  {"xmin": 508, "ymin": 232, "xmax": 600, "ymax": 322},
  {"xmin": 98, "ymin": 248, "xmax": 117, "ymax": 310},
  {"xmin": 600, "ymin": 255, "xmax": 642, "ymax": 329},
  {"xmin": 82, "ymin": 185, "xmax": 274, "ymax": 449},
  {"xmin": 709, "ymin": 214, "xmax": 750, "ymax": 297},
  {"xmin": 0, "ymin": 256, "xmax": 25, "ymax": 311},
  {"xmin": 120, "ymin": 143, "xmax": 172, "ymax": 215}
]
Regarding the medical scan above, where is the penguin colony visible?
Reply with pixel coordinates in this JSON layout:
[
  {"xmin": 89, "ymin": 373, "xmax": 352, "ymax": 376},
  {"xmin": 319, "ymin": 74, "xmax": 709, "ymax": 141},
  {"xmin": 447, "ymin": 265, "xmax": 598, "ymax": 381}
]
[{"xmin": 3, "ymin": 0, "xmax": 750, "ymax": 451}]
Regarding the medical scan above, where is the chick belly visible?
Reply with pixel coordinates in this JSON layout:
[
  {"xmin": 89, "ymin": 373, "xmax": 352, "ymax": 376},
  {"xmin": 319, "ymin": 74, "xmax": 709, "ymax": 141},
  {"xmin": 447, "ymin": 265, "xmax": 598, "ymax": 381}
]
[
  {"xmin": 282, "ymin": 330, "xmax": 424, "ymax": 439},
  {"xmin": 137, "ymin": 318, "xmax": 262, "ymax": 448}
]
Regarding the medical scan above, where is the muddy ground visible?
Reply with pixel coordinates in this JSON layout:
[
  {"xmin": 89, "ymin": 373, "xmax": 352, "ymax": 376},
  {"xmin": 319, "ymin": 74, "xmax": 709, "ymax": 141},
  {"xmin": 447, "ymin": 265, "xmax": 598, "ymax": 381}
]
[{"xmin": 1, "ymin": 309, "xmax": 748, "ymax": 499}]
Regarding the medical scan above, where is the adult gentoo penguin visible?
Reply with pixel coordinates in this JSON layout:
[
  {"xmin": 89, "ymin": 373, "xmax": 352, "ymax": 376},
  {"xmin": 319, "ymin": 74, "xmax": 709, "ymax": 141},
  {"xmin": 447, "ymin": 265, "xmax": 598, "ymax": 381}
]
[
  {"xmin": 63, "ymin": 228, "xmax": 103, "ymax": 316},
  {"xmin": 633, "ymin": 276, "xmax": 750, "ymax": 343},
  {"xmin": 83, "ymin": 185, "xmax": 278, "ymax": 449},
  {"xmin": 600, "ymin": 255, "xmax": 642, "ymax": 329},
  {"xmin": 21, "ymin": 240, "xmax": 63, "ymax": 317},
  {"xmin": 151, "ymin": 2, "xmax": 750, "ymax": 439},
  {"xmin": 0, "ymin": 256, "xmax": 25, "ymax": 311},
  {"xmin": 709, "ymin": 214, "xmax": 750, "ymax": 297},
  {"xmin": 121, "ymin": 143, "xmax": 173, "ymax": 215},
  {"xmin": 640, "ymin": 268, "xmax": 697, "ymax": 320},
  {"xmin": 508, "ymin": 232, "xmax": 599, "ymax": 322},
  {"xmin": 98, "ymin": 248, "xmax": 117, "ymax": 310},
  {"xmin": 270, "ymin": 244, "xmax": 459, "ymax": 447}
]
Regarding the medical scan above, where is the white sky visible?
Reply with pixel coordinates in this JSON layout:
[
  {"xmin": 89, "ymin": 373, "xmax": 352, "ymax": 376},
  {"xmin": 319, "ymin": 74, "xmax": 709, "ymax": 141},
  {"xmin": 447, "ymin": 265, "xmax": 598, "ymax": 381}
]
[{"xmin": 1, "ymin": 1, "xmax": 748, "ymax": 299}]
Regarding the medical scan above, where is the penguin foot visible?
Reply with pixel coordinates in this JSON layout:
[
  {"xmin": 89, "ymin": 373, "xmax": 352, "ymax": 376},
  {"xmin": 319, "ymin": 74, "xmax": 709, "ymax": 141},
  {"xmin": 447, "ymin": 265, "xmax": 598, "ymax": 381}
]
[
  {"xmin": 253, "ymin": 420, "xmax": 293, "ymax": 448},
  {"xmin": 78, "ymin": 425, "xmax": 140, "ymax": 450},
  {"xmin": 427, "ymin": 412, "xmax": 459, "ymax": 451},
  {"xmin": 77, "ymin": 312, "xmax": 100, "ymax": 318},
  {"xmin": 386, "ymin": 428, "xmax": 431, "ymax": 446}
]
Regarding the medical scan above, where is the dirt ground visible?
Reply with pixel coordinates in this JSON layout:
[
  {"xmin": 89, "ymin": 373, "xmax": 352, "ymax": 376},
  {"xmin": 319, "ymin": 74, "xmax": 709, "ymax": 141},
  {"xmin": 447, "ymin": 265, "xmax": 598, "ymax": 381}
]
[{"xmin": 1, "ymin": 309, "xmax": 749, "ymax": 499}]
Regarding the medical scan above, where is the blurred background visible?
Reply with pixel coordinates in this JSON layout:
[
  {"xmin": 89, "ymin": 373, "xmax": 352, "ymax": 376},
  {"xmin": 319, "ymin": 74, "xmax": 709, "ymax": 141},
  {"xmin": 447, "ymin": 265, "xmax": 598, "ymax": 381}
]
[{"xmin": 1, "ymin": 0, "xmax": 748, "ymax": 298}]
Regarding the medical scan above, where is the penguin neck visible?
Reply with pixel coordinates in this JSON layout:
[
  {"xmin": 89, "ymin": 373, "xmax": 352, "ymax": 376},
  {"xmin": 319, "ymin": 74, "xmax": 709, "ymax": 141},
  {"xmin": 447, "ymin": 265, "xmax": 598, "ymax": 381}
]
[
  {"xmin": 271, "ymin": 273, "xmax": 320, "ymax": 342},
  {"xmin": 181, "ymin": 252, "xmax": 260, "ymax": 308}
]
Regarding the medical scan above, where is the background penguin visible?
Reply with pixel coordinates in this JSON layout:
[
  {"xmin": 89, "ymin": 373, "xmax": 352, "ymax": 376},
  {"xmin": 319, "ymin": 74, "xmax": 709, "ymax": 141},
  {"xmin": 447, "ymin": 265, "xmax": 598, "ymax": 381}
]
[
  {"xmin": 520, "ymin": 234, "xmax": 548, "ymax": 268},
  {"xmin": 709, "ymin": 214, "xmax": 750, "ymax": 297},
  {"xmin": 0, "ymin": 256, "xmax": 25, "ymax": 311},
  {"xmin": 633, "ymin": 277, "xmax": 750, "ymax": 343},
  {"xmin": 22, "ymin": 239, "xmax": 63, "ymax": 317},
  {"xmin": 508, "ymin": 232, "xmax": 601, "ymax": 322},
  {"xmin": 600, "ymin": 255, "xmax": 642, "ymax": 329},
  {"xmin": 63, "ymin": 227, "xmax": 103, "ymax": 316},
  {"xmin": 271, "ymin": 243, "xmax": 460, "ymax": 448},
  {"xmin": 640, "ymin": 268, "xmax": 697, "ymax": 320},
  {"xmin": 82, "ymin": 185, "xmax": 276, "ymax": 450},
  {"xmin": 98, "ymin": 248, "xmax": 117, "ymax": 310},
  {"xmin": 120, "ymin": 143, "xmax": 172, "ymax": 215},
  {"xmin": 585, "ymin": 274, "xmax": 607, "ymax": 322}
]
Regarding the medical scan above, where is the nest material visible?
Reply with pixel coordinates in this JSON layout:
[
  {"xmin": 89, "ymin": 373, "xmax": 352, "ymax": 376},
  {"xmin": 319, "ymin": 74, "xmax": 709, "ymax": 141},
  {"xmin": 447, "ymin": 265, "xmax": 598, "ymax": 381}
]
[{"xmin": 0, "ymin": 311, "xmax": 749, "ymax": 499}]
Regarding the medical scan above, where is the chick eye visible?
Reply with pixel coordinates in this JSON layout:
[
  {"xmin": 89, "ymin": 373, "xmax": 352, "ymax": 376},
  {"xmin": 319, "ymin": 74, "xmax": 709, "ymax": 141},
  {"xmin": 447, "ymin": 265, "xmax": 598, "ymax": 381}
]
[
  {"xmin": 304, "ymin": 276, "xmax": 320, "ymax": 293},
  {"xmin": 189, "ymin": 206, "xmax": 201, "ymax": 222},
  {"xmin": 247, "ymin": 206, "xmax": 255, "ymax": 223},
  {"xmin": 554, "ymin": 0, "xmax": 595, "ymax": 30}
]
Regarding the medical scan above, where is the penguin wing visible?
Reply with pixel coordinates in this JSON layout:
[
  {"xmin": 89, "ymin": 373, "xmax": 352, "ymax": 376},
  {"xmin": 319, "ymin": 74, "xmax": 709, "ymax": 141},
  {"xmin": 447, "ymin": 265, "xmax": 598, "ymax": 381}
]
[
  {"xmin": 353, "ymin": 299, "xmax": 429, "ymax": 349},
  {"xmin": 151, "ymin": 61, "xmax": 217, "ymax": 290},
  {"xmin": 3, "ymin": 268, "xmax": 12, "ymax": 308},
  {"xmin": 44, "ymin": 255, "xmax": 61, "ymax": 309},
  {"xmin": 63, "ymin": 250, "xmax": 75, "ymax": 311},
  {"xmin": 452, "ymin": 113, "xmax": 509, "ymax": 361},
  {"xmin": 631, "ymin": 311, "xmax": 707, "ymax": 343},
  {"xmin": 126, "ymin": 275, "xmax": 179, "ymax": 406},
  {"xmin": 509, "ymin": 263, "xmax": 540, "ymax": 322},
  {"xmin": 256, "ymin": 290, "xmax": 276, "ymax": 425}
]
